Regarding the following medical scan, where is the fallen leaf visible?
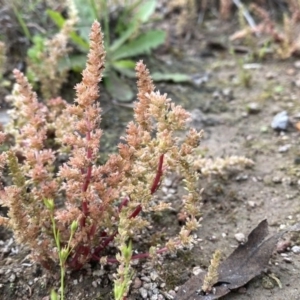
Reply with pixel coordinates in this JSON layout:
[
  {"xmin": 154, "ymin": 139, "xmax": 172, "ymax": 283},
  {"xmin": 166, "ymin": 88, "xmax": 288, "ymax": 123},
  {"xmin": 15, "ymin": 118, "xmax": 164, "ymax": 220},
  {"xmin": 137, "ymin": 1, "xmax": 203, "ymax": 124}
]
[{"xmin": 175, "ymin": 220, "xmax": 300, "ymax": 300}]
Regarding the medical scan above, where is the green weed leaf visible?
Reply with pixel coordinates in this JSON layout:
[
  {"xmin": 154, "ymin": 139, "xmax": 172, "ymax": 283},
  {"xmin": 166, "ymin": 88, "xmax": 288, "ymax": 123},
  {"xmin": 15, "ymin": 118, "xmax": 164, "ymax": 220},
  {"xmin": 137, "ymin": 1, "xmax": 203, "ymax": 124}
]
[
  {"xmin": 112, "ymin": 30, "xmax": 166, "ymax": 60},
  {"xmin": 112, "ymin": 60, "xmax": 136, "ymax": 77},
  {"xmin": 70, "ymin": 32, "xmax": 89, "ymax": 50},
  {"xmin": 59, "ymin": 54, "xmax": 87, "ymax": 72},
  {"xmin": 50, "ymin": 289, "xmax": 58, "ymax": 300},
  {"xmin": 46, "ymin": 9, "xmax": 65, "ymax": 28},
  {"xmin": 47, "ymin": 9, "xmax": 89, "ymax": 50},
  {"xmin": 110, "ymin": 21, "xmax": 138, "ymax": 52},
  {"xmin": 135, "ymin": 0, "xmax": 157, "ymax": 22},
  {"xmin": 151, "ymin": 72, "xmax": 192, "ymax": 83},
  {"xmin": 104, "ymin": 71, "xmax": 134, "ymax": 102}
]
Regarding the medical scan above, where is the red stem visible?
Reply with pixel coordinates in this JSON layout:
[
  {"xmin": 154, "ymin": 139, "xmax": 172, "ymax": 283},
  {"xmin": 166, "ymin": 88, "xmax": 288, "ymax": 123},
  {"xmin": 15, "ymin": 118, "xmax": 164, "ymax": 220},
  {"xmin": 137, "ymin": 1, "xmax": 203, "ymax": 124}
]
[
  {"xmin": 82, "ymin": 130, "xmax": 92, "ymax": 193},
  {"xmin": 150, "ymin": 154, "xmax": 164, "ymax": 194},
  {"xmin": 129, "ymin": 204, "xmax": 142, "ymax": 218},
  {"xmin": 74, "ymin": 154, "xmax": 166, "ymax": 267},
  {"xmin": 80, "ymin": 125, "xmax": 93, "ymax": 227}
]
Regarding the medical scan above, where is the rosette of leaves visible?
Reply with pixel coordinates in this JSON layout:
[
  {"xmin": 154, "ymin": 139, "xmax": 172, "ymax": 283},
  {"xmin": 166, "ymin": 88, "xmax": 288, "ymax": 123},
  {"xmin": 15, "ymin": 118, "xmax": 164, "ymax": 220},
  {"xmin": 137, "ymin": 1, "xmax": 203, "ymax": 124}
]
[{"xmin": 48, "ymin": 0, "xmax": 191, "ymax": 102}]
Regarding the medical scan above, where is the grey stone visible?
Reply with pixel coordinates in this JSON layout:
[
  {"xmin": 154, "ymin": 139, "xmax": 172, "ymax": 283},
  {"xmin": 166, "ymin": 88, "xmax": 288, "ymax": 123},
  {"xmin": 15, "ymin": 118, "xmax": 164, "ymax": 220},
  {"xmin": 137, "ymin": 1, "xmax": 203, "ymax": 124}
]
[
  {"xmin": 271, "ymin": 111, "xmax": 289, "ymax": 131},
  {"xmin": 292, "ymin": 245, "xmax": 300, "ymax": 254}
]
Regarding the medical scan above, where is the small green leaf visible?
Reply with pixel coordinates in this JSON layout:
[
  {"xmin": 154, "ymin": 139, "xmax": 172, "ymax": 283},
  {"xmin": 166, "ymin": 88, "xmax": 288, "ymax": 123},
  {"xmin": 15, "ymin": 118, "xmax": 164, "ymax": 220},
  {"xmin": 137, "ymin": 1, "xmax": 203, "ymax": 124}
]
[
  {"xmin": 151, "ymin": 72, "xmax": 192, "ymax": 83},
  {"xmin": 44, "ymin": 198, "xmax": 55, "ymax": 211},
  {"xmin": 70, "ymin": 220, "xmax": 78, "ymax": 233},
  {"xmin": 112, "ymin": 30, "xmax": 166, "ymax": 60},
  {"xmin": 112, "ymin": 59, "xmax": 136, "ymax": 77},
  {"xmin": 104, "ymin": 71, "xmax": 134, "ymax": 102},
  {"xmin": 50, "ymin": 289, "xmax": 58, "ymax": 300},
  {"xmin": 47, "ymin": 9, "xmax": 65, "ymax": 28},
  {"xmin": 135, "ymin": 0, "xmax": 157, "ymax": 22},
  {"xmin": 274, "ymin": 85, "xmax": 284, "ymax": 94},
  {"xmin": 113, "ymin": 60, "xmax": 136, "ymax": 69},
  {"xmin": 122, "ymin": 240, "xmax": 133, "ymax": 262}
]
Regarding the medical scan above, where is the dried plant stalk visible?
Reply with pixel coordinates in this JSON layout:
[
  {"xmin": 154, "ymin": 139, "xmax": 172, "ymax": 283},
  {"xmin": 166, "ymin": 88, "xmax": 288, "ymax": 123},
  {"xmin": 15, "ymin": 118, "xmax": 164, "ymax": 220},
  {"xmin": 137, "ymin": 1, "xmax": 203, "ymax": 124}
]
[{"xmin": 202, "ymin": 249, "xmax": 221, "ymax": 294}]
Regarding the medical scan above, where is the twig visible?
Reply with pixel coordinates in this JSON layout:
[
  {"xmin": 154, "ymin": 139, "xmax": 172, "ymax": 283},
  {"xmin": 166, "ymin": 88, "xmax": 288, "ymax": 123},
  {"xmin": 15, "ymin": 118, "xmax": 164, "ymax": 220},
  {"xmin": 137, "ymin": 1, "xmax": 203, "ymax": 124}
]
[{"xmin": 232, "ymin": 0, "xmax": 259, "ymax": 36}]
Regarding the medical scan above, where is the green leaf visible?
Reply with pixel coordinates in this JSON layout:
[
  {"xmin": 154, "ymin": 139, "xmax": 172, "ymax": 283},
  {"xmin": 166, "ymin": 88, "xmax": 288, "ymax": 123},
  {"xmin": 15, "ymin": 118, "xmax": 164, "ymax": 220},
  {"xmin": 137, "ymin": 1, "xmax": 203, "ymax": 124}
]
[
  {"xmin": 47, "ymin": 9, "xmax": 89, "ymax": 50},
  {"xmin": 113, "ymin": 60, "xmax": 136, "ymax": 69},
  {"xmin": 27, "ymin": 35, "xmax": 46, "ymax": 63},
  {"xmin": 112, "ymin": 60, "xmax": 136, "ymax": 78},
  {"xmin": 59, "ymin": 54, "xmax": 87, "ymax": 72},
  {"xmin": 70, "ymin": 32, "xmax": 89, "ymax": 50},
  {"xmin": 112, "ymin": 30, "xmax": 166, "ymax": 61},
  {"xmin": 50, "ymin": 289, "xmax": 58, "ymax": 300},
  {"xmin": 104, "ymin": 71, "xmax": 134, "ymax": 102},
  {"xmin": 109, "ymin": 21, "xmax": 138, "ymax": 52},
  {"xmin": 11, "ymin": 4, "xmax": 32, "ymax": 40},
  {"xmin": 135, "ymin": 0, "xmax": 156, "ymax": 23},
  {"xmin": 47, "ymin": 9, "xmax": 65, "ymax": 28},
  {"xmin": 151, "ymin": 72, "xmax": 192, "ymax": 83},
  {"xmin": 74, "ymin": 0, "xmax": 95, "ymax": 39}
]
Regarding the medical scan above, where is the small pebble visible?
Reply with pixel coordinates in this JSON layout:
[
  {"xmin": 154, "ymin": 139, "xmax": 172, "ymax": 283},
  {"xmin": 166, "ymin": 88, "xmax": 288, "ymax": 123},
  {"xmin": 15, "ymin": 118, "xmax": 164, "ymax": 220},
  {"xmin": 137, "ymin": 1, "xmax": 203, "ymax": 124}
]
[
  {"xmin": 247, "ymin": 102, "xmax": 261, "ymax": 114},
  {"xmin": 272, "ymin": 176, "xmax": 282, "ymax": 184},
  {"xmin": 277, "ymin": 240, "xmax": 291, "ymax": 253},
  {"xmin": 291, "ymin": 245, "xmax": 300, "ymax": 254},
  {"xmin": 163, "ymin": 178, "xmax": 172, "ymax": 187},
  {"xmin": 247, "ymin": 201, "xmax": 256, "ymax": 208},
  {"xmin": 150, "ymin": 271, "xmax": 159, "ymax": 281},
  {"xmin": 92, "ymin": 269, "xmax": 105, "ymax": 277},
  {"xmin": 266, "ymin": 72, "xmax": 276, "ymax": 79},
  {"xmin": 260, "ymin": 125, "xmax": 268, "ymax": 133},
  {"xmin": 278, "ymin": 144, "xmax": 291, "ymax": 153},
  {"xmin": 286, "ymin": 68, "xmax": 295, "ymax": 75},
  {"xmin": 243, "ymin": 63, "xmax": 262, "ymax": 69},
  {"xmin": 271, "ymin": 111, "xmax": 289, "ymax": 131},
  {"xmin": 213, "ymin": 91, "xmax": 221, "ymax": 99},
  {"xmin": 8, "ymin": 273, "xmax": 16, "ymax": 283},
  {"xmin": 235, "ymin": 233, "xmax": 246, "ymax": 243},
  {"xmin": 169, "ymin": 188, "xmax": 176, "ymax": 194},
  {"xmin": 294, "ymin": 79, "xmax": 300, "ymax": 87},
  {"xmin": 168, "ymin": 290, "xmax": 176, "ymax": 297},
  {"xmin": 133, "ymin": 277, "xmax": 142, "ymax": 289},
  {"xmin": 283, "ymin": 257, "xmax": 292, "ymax": 263},
  {"xmin": 139, "ymin": 287, "xmax": 148, "ymax": 299},
  {"xmin": 141, "ymin": 276, "xmax": 151, "ymax": 283},
  {"xmin": 235, "ymin": 174, "xmax": 248, "ymax": 181},
  {"xmin": 192, "ymin": 266, "xmax": 203, "ymax": 276},
  {"xmin": 294, "ymin": 60, "xmax": 300, "ymax": 68},
  {"xmin": 222, "ymin": 88, "xmax": 234, "ymax": 101},
  {"xmin": 237, "ymin": 287, "xmax": 247, "ymax": 294}
]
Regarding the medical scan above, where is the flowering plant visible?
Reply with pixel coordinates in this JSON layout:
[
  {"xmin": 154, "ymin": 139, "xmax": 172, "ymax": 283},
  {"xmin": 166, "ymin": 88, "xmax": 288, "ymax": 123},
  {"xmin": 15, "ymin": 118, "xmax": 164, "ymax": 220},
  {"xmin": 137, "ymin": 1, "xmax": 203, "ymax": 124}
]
[{"xmin": 0, "ymin": 20, "xmax": 202, "ymax": 297}]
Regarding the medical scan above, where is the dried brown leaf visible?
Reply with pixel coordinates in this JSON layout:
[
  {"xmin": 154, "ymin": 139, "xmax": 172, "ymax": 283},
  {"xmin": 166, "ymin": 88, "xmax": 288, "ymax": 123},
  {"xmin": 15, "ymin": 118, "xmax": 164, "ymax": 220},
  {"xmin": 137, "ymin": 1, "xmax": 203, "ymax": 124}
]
[{"xmin": 175, "ymin": 219, "xmax": 300, "ymax": 300}]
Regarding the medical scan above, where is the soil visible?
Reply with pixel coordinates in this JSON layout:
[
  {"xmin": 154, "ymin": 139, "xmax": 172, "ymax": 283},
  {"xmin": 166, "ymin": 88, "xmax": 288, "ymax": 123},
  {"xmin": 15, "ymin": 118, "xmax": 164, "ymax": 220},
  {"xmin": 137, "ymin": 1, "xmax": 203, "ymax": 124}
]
[{"xmin": 1, "ymin": 11, "xmax": 300, "ymax": 300}]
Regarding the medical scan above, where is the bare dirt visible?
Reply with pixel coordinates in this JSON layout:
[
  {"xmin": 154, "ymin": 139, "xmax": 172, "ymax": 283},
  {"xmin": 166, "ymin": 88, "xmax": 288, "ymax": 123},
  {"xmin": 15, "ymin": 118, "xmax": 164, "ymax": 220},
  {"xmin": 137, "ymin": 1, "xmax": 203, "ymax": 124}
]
[{"xmin": 1, "ymin": 16, "xmax": 300, "ymax": 300}]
